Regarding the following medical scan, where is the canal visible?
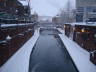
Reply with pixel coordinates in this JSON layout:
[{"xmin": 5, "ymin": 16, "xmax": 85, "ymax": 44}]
[{"xmin": 29, "ymin": 29, "xmax": 78, "ymax": 72}]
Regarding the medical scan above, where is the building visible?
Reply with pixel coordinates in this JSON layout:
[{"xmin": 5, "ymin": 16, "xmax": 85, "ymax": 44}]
[
  {"xmin": 0, "ymin": 0, "xmax": 23, "ymax": 15},
  {"xmin": 18, "ymin": 0, "xmax": 31, "ymax": 20},
  {"xmin": 0, "ymin": 0, "xmax": 26, "ymax": 20},
  {"xmin": 0, "ymin": 0, "xmax": 31, "ymax": 20},
  {"xmin": 59, "ymin": 10, "xmax": 76, "ymax": 23},
  {"xmin": 76, "ymin": 0, "xmax": 96, "ymax": 22},
  {"xmin": 31, "ymin": 12, "xmax": 38, "ymax": 22},
  {"xmin": 19, "ymin": 0, "xmax": 31, "ymax": 15}
]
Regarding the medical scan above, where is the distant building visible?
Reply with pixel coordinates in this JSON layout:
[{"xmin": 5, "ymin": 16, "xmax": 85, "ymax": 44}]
[
  {"xmin": 76, "ymin": 0, "xmax": 96, "ymax": 22},
  {"xmin": 52, "ymin": 17, "xmax": 58, "ymax": 23},
  {"xmin": 59, "ymin": 10, "xmax": 76, "ymax": 23},
  {"xmin": 31, "ymin": 12, "xmax": 38, "ymax": 22}
]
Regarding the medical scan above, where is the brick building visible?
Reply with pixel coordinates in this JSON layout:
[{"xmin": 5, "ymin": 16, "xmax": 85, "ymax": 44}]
[
  {"xmin": 18, "ymin": 0, "xmax": 31, "ymax": 21},
  {"xmin": 0, "ymin": 0, "xmax": 23, "ymax": 15},
  {"xmin": 19, "ymin": 0, "xmax": 31, "ymax": 16},
  {"xmin": 0, "ymin": 0, "xmax": 31, "ymax": 20}
]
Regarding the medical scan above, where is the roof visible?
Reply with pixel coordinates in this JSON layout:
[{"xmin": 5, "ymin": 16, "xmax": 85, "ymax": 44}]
[{"xmin": 65, "ymin": 22, "xmax": 96, "ymax": 27}]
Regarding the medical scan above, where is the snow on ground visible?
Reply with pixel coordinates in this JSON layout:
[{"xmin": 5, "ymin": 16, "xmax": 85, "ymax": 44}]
[
  {"xmin": 58, "ymin": 29, "xmax": 96, "ymax": 72},
  {"xmin": 0, "ymin": 28, "xmax": 39, "ymax": 72}
]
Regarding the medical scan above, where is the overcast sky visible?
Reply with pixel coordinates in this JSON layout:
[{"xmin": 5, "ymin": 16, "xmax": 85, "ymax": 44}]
[{"xmin": 30, "ymin": 0, "xmax": 75, "ymax": 16}]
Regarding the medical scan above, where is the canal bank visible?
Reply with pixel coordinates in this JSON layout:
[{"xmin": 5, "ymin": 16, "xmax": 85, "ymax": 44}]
[
  {"xmin": 29, "ymin": 29, "xmax": 78, "ymax": 72},
  {"xmin": 0, "ymin": 29, "xmax": 39, "ymax": 72},
  {"xmin": 58, "ymin": 28, "xmax": 96, "ymax": 72}
]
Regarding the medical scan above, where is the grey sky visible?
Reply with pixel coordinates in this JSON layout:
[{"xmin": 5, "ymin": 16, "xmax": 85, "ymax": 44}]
[{"xmin": 30, "ymin": 0, "xmax": 75, "ymax": 16}]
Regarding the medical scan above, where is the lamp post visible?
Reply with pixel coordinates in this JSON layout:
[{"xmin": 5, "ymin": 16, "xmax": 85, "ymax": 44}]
[
  {"xmin": 66, "ymin": 0, "xmax": 71, "ymax": 23},
  {"xmin": 28, "ymin": 0, "xmax": 31, "ymax": 15},
  {"xmin": 27, "ymin": 0, "xmax": 31, "ymax": 21}
]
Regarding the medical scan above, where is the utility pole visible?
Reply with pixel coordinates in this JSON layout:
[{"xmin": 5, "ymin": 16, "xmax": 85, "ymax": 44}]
[
  {"xmin": 28, "ymin": 0, "xmax": 31, "ymax": 15},
  {"xmin": 27, "ymin": 0, "xmax": 31, "ymax": 21},
  {"xmin": 66, "ymin": 0, "xmax": 71, "ymax": 23}
]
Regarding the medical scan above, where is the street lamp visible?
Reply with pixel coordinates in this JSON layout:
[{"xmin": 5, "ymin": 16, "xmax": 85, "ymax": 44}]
[
  {"xmin": 28, "ymin": 0, "xmax": 31, "ymax": 15},
  {"xmin": 27, "ymin": 0, "xmax": 31, "ymax": 22}
]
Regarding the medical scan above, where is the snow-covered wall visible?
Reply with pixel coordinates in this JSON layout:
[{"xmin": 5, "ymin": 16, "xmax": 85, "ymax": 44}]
[{"xmin": 58, "ymin": 29, "xmax": 96, "ymax": 72}]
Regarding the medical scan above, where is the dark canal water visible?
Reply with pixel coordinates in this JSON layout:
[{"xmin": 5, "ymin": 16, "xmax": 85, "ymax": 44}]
[{"xmin": 29, "ymin": 29, "xmax": 78, "ymax": 72}]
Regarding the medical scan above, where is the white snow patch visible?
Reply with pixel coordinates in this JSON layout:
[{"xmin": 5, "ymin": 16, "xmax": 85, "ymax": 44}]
[
  {"xmin": 19, "ymin": 1, "xmax": 28, "ymax": 6},
  {"xmin": 6, "ymin": 35, "xmax": 12, "ymax": 40},
  {"xmin": 1, "ymin": 23, "xmax": 34, "ymax": 28},
  {"xmin": 0, "ymin": 29, "xmax": 40, "ymax": 72},
  {"xmin": 66, "ymin": 22, "xmax": 96, "ymax": 26}
]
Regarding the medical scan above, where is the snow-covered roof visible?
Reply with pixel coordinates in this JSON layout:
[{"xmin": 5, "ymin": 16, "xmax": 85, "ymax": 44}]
[
  {"xmin": 1, "ymin": 23, "xmax": 34, "ymax": 28},
  {"xmin": 65, "ymin": 22, "xmax": 96, "ymax": 26}
]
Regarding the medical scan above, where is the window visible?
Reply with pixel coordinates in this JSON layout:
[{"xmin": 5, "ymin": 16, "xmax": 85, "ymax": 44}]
[{"xmin": 86, "ymin": 6, "xmax": 96, "ymax": 12}]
